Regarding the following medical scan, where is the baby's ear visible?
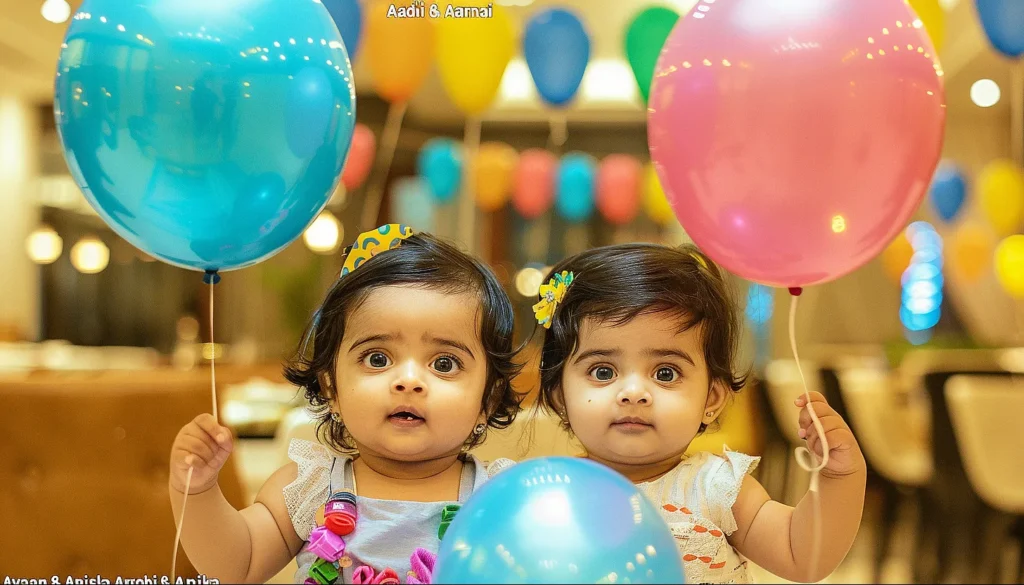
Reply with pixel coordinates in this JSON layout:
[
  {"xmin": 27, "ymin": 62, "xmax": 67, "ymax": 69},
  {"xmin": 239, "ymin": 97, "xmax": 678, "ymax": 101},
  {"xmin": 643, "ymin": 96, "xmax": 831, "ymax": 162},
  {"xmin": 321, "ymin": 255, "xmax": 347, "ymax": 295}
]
[
  {"xmin": 703, "ymin": 381, "xmax": 729, "ymax": 424},
  {"xmin": 316, "ymin": 372, "xmax": 334, "ymax": 398}
]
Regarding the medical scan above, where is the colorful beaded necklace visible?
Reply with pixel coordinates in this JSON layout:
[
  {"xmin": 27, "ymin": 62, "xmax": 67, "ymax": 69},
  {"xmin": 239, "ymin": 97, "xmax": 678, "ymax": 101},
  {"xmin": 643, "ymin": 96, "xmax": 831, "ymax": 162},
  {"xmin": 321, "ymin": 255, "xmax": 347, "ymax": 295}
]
[{"xmin": 304, "ymin": 458, "xmax": 463, "ymax": 585}]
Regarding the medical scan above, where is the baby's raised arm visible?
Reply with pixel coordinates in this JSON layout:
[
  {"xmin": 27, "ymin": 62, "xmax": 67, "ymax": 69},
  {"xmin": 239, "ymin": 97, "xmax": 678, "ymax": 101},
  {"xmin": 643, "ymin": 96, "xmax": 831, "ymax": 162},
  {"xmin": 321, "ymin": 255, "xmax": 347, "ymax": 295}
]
[{"xmin": 169, "ymin": 414, "xmax": 304, "ymax": 583}]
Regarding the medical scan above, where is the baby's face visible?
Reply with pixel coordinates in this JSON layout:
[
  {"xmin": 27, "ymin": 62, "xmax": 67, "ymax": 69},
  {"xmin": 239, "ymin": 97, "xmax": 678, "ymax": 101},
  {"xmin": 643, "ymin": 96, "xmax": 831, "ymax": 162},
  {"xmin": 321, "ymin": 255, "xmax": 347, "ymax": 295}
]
[
  {"xmin": 334, "ymin": 285, "xmax": 488, "ymax": 462},
  {"xmin": 560, "ymin": 312, "xmax": 717, "ymax": 471}
]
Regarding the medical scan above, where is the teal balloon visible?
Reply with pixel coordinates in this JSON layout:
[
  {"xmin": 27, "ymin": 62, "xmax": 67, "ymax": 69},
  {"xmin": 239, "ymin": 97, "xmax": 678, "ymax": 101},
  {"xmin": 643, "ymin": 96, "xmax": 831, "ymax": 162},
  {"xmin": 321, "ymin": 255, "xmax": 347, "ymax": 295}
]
[
  {"xmin": 54, "ymin": 0, "xmax": 356, "ymax": 273},
  {"xmin": 434, "ymin": 457, "xmax": 686, "ymax": 584},
  {"xmin": 418, "ymin": 138, "xmax": 463, "ymax": 204},
  {"xmin": 556, "ymin": 152, "xmax": 596, "ymax": 223},
  {"xmin": 392, "ymin": 177, "xmax": 436, "ymax": 233}
]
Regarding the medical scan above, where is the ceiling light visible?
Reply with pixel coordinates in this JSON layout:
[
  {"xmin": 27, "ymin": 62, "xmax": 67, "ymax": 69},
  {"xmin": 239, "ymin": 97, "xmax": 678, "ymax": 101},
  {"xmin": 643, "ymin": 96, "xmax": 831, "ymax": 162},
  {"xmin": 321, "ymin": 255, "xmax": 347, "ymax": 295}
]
[
  {"xmin": 41, "ymin": 0, "xmax": 71, "ymax": 23},
  {"xmin": 970, "ymin": 79, "xmax": 1000, "ymax": 108}
]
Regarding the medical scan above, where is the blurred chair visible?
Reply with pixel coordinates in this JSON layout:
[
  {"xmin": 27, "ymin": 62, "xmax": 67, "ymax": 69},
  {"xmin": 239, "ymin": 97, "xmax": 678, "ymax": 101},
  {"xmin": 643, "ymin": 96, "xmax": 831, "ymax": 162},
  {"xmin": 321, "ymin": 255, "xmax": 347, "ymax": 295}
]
[
  {"xmin": 0, "ymin": 371, "xmax": 247, "ymax": 578},
  {"xmin": 836, "ymin": 363, "xmax": 933, "ymax": 583},
  {"xmin": 946, "ymin": 375, "xmax": 1024, "ymax": 583}
]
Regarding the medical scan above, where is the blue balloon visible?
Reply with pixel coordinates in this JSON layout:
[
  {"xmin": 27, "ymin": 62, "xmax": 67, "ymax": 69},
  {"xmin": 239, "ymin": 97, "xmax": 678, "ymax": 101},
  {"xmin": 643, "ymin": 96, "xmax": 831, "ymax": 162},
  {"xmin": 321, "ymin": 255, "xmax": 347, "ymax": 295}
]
[
  {"xmin": 435, "ymin": 457, "xmax": 685, "ymax": 584},
  {"xmin": 392, "ymin": 176, "xmax": 436, "ymax": 233},
  {"xmin": 929, "ymin": 163, "xmax": 968, "ymax": 223},
  {"xmin": 523, "ymin": 9, "xmax": 590, "ymax": 106},
  {"xmin": 54, "ymin": 0, "xmax": 355, "ymax": 273},
  {"xmin": 322, "ymin": 0, "xmax": 362, "ymax": 61},
  {"xmin": 975, "ymin": 0, "xmax": 1024, "ymax": 57},
  {"xmin": 556, "ymin": 153, "xmax": 596, "ymax": 222},
  {"xmin": 418, "ymin": 138, "xmax": 463, "ymax": 204}
]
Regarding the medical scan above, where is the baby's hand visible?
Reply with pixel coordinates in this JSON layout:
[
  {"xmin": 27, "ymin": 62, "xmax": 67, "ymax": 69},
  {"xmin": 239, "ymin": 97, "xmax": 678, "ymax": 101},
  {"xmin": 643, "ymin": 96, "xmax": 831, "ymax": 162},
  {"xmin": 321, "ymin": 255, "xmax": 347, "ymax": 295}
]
[
  {"xmin": 795, "ymin": 392, "xmax": 865, "ymax": 479},
  {"xmin": 169, "ymin": 413, "xmax": 234, "ymax": 494}
]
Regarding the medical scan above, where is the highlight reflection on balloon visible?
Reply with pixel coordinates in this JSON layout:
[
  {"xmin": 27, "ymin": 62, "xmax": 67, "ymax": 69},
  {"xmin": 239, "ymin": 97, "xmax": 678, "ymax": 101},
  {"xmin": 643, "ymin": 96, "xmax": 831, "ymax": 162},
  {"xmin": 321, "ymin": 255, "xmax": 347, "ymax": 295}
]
[
  {"xmin": 434, "ymin": 457, "xmax": 685, "ymax": 584},
  {"xmin": 55, "ymin": 0, "xmax": 356, "ymax": 273}
]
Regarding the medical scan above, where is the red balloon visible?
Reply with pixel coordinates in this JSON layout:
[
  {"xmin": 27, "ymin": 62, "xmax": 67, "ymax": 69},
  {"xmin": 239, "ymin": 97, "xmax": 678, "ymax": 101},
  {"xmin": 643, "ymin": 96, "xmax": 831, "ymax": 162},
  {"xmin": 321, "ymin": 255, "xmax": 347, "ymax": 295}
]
[
  {"xmin": 597, "ymin": 154, "xmax": 642, "ymax": 225},
  {"xmin": 647, "ymin": 0, "xmax": 945, "ymax": 287},
  {"xmin": 513, "ymin": 149, "xmax": 557, "ymax": 219},
  {"xmin": 341, "ymin": 124, "xmax": 376, "ymax": 190}
]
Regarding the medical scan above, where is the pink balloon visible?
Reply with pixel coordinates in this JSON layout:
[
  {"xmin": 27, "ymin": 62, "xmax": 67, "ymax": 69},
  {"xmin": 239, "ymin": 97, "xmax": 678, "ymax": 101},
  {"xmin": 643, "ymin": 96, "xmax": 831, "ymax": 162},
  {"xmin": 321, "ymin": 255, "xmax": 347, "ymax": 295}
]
[
  {"xmin": 513, "ymin": 148, "xmax": 557, "ymax": 219},
  {"xmin": 341, "ymin": 124, "xmax": 376, "ymax": 190},
  {"xmin": 647, "ymin": 0, "xmax": 945, "ymax": 288},
  {"xmin": 597, "ymin": 154, "xmax": 642, "ymax": 225}
]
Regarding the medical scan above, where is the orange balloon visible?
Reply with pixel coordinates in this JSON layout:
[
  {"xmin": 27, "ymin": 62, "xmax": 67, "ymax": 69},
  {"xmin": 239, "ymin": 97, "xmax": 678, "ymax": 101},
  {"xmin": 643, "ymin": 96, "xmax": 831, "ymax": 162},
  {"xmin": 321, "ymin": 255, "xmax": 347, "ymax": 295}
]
[
  {"xmin": 597, "ymin": 155, "xmax": 642, "ymax": 225},
  {"xmin": 948, "ymin": 221, "xmax": 994, "ymax": 283},
  {"xmin": 474, "ymin": 142, "xmax": 518, "ymax": 212},
  {"xmin": 881, "ymin": 232, "xmax": 913, "ymax": 283},
  {"xmin": 365, "ymin": 0, "xmax": 435, "ymax": 103}
]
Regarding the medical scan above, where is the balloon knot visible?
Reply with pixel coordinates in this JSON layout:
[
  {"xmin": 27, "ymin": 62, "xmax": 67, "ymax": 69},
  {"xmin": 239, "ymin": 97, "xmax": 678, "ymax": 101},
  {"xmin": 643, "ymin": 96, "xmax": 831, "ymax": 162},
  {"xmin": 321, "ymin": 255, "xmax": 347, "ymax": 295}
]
[
  {"xmin": 788, "ymin": 287, "xmax": 803, "ymax": 296},
  {"xmin": 203, "ymin": 270, "xmax": 221, "ymax": 285}
]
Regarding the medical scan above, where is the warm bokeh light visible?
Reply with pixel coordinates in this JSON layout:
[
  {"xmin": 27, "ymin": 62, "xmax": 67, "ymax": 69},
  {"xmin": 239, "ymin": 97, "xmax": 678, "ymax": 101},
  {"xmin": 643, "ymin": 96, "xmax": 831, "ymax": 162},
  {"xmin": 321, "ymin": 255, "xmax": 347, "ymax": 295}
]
[
  {"xmin": 70, "ymin": 236, "xmax": 110, "ymax": 274},
  {"xmin": 970, "ymin": 79, "xmax": 1000, "ymax": 108},
  {"xmin": 25, "ymin": 225, "xmax": 63, "ymax": 265},
  {"xmin": 41, "ymin": 0, "xmax": 71, "ymax": 23},
  {"xmin": 303, "ymin": 211, "xmax": 343, "ymax": 254},
  {"xmin": 515, "ymin": 267, "xmax": 545, "ymax": 298}
]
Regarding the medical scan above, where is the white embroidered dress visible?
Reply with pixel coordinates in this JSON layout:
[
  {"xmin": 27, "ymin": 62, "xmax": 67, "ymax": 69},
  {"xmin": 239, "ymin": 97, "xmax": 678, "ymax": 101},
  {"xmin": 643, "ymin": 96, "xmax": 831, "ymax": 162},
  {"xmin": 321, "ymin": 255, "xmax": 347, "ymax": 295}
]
[{"xmin": 636, "ymin": 449, "xmax": 760, "ymax": 584}]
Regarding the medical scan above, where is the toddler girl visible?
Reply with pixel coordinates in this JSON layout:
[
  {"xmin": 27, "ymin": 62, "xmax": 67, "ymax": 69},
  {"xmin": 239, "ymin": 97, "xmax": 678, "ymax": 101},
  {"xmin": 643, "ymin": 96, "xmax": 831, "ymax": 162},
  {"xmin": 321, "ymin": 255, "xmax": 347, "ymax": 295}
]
[
  {"xmin": 534, "ymin": 243, "xmax": 866, "ymax": 584},
  {"xmin": 169, "ymin": 225, "xmax": 522, "ymax": 584}
]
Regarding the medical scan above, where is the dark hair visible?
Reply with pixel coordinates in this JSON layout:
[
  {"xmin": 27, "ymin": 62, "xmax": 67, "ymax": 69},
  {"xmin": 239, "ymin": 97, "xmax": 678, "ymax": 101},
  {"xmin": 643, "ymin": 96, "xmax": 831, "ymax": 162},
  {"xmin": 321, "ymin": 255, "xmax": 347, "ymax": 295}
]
[
  {"xmin": 536, "ymin": 243, "xmax": 747, "ymax": 433},
  {"xmin": 284, "ymin": 233, "xmax": 524, "ymax": 452}
]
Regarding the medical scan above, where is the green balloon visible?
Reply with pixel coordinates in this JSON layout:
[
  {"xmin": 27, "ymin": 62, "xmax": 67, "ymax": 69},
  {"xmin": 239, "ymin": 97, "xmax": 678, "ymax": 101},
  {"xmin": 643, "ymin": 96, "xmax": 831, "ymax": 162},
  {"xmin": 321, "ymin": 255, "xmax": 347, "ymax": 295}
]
[{"xmin": 624, "ymin": 6, "xmax": 681, "ymax": 103}]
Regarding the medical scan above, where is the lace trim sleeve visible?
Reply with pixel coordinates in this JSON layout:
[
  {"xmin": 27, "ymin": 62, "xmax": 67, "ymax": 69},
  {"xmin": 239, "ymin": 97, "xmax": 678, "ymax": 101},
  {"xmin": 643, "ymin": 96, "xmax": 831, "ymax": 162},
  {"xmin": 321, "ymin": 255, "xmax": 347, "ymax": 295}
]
[
  {"xmin": 706, "ymin": 448, "xmax": 761, "ymax": 536},
  {"xmin": 281, "ymin": 439, "xmax": 335, "ymax": 541},
  {"xmin": 485, "ymin": 457, "xmax": 516, "ymax": 478}
]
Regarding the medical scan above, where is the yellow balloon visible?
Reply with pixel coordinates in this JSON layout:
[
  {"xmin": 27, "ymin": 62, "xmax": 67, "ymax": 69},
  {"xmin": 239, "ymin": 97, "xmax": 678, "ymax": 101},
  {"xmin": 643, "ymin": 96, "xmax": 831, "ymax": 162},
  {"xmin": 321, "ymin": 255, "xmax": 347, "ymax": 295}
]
[
  {"xmin": 474, "ymin": 142, "xmax": 518, "ymax": 212},
  {"xmin": 436, "ymin": 0, "xmax": 514, "ymax": 115},
  {"xmin": 366, "ymin": 0, "xmax": 435, "ymax": 103},
  {"xmin": 995, "ymin": 234, "xmax": 1024, "ymax": 298},
  {"xmin": 881, "ymin": 233, "xmax": 913, "ymax": 284},
  {"xmin": 908, "ymin": 0, "xmax": 946, "ymax": 50},
  {"xmin": 948, "ymin": 221, "xmax": 994, "ymax": 283},
  {"xmin": 979, "ymin": 159, "xmax": 1024, "ymax": 237},
  {"xmin": 643, "ymin": 164, "xmax": 675, "ymax": 225}
]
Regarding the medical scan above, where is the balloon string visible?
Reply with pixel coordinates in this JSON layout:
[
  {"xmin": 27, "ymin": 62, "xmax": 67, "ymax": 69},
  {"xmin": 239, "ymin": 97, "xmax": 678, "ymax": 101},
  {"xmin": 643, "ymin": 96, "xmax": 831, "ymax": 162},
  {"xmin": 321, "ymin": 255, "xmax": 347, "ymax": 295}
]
[
  {"xmin": 531, "ymin": 115, "xmax": 568, "ymax": 263},
  {"xmin": 788, "ymin": 291, "xmax": 828, "ymax": 583},
  {"xmin": 171, "ymin": 278, "xmax": 221, "ymax": 582},
  {"xmin": 458, "ymin": 116, "xmax": 482, "ymax": 253},
  {"xmin": 360, "ymin": 101, "xmax": 408, "ymax": 230}
]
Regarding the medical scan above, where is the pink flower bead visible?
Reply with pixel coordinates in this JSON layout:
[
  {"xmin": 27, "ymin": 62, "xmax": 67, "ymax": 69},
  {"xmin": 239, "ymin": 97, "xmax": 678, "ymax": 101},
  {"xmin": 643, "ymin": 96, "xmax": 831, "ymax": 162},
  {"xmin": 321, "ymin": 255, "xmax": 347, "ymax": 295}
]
[{"xmin": 308, "ymin": 525, "xmax": 346, "ymax": 561}]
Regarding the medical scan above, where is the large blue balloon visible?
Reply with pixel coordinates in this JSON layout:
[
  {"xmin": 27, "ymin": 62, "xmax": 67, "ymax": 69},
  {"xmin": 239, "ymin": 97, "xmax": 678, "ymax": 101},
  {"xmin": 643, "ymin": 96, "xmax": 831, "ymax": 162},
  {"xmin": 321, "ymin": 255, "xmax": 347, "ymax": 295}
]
[
  {"xmin": 435, "ymin": 457, "xmax": 685, "ymax": 584},
  {"xmin": 975, "ymin": 0, "xmax": 1024, "ymax": 57},
  {"xmin": 929, "ymin": 163, "xmax": 968, "ymax": 223},
  {"xmin": 54, "ymin": 0, "xmax": 356, "ymax": 273},
  {"xmin": 556, "ymin": 153, "xmax": 596, "ymax": 223},
  {"xmin": 523, "ymin": 9, "xmax": 590, "ymax": 106},
  {"xmin": 418, "ymin": 138, "xmax": 463, "ymax": 204},
  {"xmin": 322, "ymin": 0, "xmax": 362, "ymax": 61}
]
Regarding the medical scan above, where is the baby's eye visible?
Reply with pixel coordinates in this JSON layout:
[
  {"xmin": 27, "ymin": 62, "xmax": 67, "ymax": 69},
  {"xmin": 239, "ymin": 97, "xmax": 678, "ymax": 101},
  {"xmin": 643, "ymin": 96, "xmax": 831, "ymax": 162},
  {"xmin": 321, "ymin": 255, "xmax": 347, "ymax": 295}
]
[
  {"xmin": 432, "ymin": 355, "xmax": 463, "ymax": 374},
  {"xmin": 590, "ymin": 366, "xmax": 615, "ymax": 381},
  {"xmin": 365, "ymin": 352, "xmax": 390, "ymax": 368},
  {"xmin": 655, "ymin": 367, "xmax": 679, "ymax": 383}
]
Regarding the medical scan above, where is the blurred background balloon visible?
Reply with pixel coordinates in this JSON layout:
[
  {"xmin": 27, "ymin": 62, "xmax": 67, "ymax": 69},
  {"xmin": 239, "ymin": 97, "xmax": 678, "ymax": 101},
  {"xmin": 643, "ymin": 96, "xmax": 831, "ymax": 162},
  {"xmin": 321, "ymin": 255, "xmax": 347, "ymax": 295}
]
[
  {"xmin": 597, "ymin": 154, "xmax": 642, "ymax": 225},
  {"xmin": 341, "ymin": 124, "xmax": 376, "ymax": 191},
  {"xmin": 54, "ymin": 0, "xmax": 355, "ymax": 273},
  {"xmin": 995, "ymin": 234, "xmax": 1024, "ymax": 297},
  {"xmin": 365, "ymin": 0, "xmax": 434, "ymax": 103},
  {"xmin": 434, "ymin": 457, "xmax": 686, "ymax": 584},
  {"xmin": 556, "ymin": 153, "xmax": 597, "ymax": 223},
  {"xmin": 322, "ymin": 0, "xmax": 363, "ymax": 60},
  {"xmin": 929, "ymin": 162, "xmax": 968, "ymax": 223},
  {"xmin": 882, "ymin": 232, "xmax": 915, "ymax": 284},
  {"xmin": 391, "ymin": 176, "xmax": 436, "ymax": 233},
  {"xmin": 948, "ymin": 221, "xmax": 995, "ymax": 283},
  {"xmin": 474, "ymin": 142, "xmax": 518, "ymax": 212},
  {"xmin": 436, "ymin": 0, "xmax": 514, "ymax": 115},
  {"xmin": 418, "ymin": 138, "xmax": 463, "ymax": 204},
  {"xmin": 647, "ymin": 0, "xmax": 945, "ymax": 287},
  {"xmin": 978, "ymin": 159, "xmax": 1024, "ymax": 236},
  {"xmin": 513, "ymin": 149, "xmax": 557, "ymax": 219},
  {"xmin": 624, "ymin": 7, "xmax": 680, "ymax": 104},
  {"xmin": 908, "ymin": 0, "xmax": 946, "ymax": 50},
  {"xmin": 975, "ymin": 0, "xmax": 1024, "ymax": 58},
  {"xmin": 523, "ymin": 8, "xmax": 591, "ymax": 106},
  {"xmin": 642, "ymin": 163, "xmax": 675, "ymax": 226}
]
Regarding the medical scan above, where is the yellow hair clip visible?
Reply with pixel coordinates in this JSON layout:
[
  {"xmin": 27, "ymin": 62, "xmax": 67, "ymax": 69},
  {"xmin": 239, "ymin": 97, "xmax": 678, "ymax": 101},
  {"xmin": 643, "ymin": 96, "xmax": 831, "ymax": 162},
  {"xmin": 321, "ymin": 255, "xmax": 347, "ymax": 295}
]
[
  {"xmin": 340, "ymin": 224, "xmax": 414, "ymax": 277},
  {"xmin": 533, "ymin": 271, "xmax": 575, "ymax": 329},
  {"xmin": 690, "ymin": 251, "xmax": 709, "ymax": 271}
]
